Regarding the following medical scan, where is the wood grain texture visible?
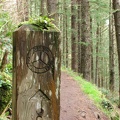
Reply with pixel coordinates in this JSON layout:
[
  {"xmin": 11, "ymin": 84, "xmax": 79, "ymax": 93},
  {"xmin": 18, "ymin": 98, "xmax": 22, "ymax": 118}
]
[{"xmin": 12, "ymin": 25, "xmax": 61, "ymax": 120}]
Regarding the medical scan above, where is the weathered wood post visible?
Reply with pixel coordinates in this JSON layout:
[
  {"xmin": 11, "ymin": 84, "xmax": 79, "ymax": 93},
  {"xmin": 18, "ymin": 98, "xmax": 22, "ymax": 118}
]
[{"xmin": 12, "ymin": 25, "xmax": 61, "ymax": 120}]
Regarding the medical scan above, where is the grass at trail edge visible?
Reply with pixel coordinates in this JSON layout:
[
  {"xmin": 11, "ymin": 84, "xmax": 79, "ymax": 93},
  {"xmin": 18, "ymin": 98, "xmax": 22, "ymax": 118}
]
[
  {"xmin": 67, "ymin": 70, "xmax": 107, "ymax": 110},
  {"xmin": 62, "ymin": 68, "xmax": 120, "ymax": 120}
]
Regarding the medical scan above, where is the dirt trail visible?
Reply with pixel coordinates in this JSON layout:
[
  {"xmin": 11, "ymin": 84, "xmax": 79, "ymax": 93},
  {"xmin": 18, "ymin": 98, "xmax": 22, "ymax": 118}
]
[{"xmin": 60, "ymin": 72, "xmax": 109, "ymax": 120}]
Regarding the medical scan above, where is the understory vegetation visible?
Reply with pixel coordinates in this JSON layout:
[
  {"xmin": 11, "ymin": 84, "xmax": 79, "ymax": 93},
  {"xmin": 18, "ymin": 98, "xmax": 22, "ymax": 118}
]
[{"xmin": 0, "ymin": 1, "xmax": 15, "ymax": 118}]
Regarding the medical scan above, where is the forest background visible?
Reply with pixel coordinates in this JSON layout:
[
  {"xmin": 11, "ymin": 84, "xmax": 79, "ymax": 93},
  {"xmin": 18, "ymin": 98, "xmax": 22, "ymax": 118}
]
[{"xmin": 0, "ymin": 0, "xmax": 120, "ymax": 119}]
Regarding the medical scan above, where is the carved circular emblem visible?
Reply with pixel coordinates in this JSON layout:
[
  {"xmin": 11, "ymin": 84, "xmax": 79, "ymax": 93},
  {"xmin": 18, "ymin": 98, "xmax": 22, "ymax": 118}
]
[{"xmin": 26, "ymin": 45, "xmax": 54, "ymax": 74}]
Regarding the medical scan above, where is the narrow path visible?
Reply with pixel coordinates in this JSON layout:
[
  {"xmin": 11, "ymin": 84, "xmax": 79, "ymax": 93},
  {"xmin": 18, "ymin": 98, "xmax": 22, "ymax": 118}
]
[{"xmin": 60, "ymin": 72, "xmax": 109, "ymax": 120}]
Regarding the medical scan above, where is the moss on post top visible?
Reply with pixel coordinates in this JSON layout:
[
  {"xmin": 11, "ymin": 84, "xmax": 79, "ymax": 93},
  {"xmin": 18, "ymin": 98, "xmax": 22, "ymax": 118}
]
[
  {"xmin": 16, "ymin": 16, "xmax": 60, "ymax": 32},
  {"xmin": 15, "ymin": 24, "xmax": 60, "ymax": 33}
]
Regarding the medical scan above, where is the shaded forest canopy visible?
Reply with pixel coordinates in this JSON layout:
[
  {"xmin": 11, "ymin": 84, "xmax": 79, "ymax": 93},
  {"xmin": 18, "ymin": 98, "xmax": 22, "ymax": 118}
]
[{"xmin": 0, "ymin": 0, "xmax": 120, "ymax": 119}]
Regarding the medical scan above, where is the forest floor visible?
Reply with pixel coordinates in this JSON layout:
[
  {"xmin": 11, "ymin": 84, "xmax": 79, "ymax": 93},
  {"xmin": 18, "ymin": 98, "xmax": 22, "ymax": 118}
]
[{"xmin": 60, "ymin": 72, "xmax": 110, "ymax": 120}]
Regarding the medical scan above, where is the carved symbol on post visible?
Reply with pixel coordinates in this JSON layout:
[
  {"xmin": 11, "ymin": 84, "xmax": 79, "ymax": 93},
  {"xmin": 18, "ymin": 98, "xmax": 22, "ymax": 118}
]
[
  {"xmin": 26, "ymin": 45, "xmax": 54, "ymax": 74},
  {"xmin": 36, "ymin": 108, "xmax": 44, "ymax": 120}
]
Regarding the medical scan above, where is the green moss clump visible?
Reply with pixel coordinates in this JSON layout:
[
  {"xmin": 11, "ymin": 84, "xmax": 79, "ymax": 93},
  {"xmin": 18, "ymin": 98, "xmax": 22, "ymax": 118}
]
[
  {"xmin": 0, "ymin": 78, "xmax": 12, "ymax": 114},
  {"xmin": 18, "ymin": 16, "xmax": 56, "ymax": 31}
]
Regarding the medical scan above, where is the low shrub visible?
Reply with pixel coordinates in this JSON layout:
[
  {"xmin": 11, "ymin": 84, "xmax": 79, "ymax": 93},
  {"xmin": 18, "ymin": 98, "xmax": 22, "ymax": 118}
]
[{"xmin": 0, "ymin": 78, "xmax": 12, "ymax": 114}]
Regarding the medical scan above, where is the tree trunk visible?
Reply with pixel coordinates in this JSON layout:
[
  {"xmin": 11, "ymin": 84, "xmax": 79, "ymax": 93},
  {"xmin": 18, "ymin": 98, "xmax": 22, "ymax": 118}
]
[
  {"xmin": 90, "ymin": 17, "xmax": 94, "ymax": 82},
  {"xmin": 95, "ymin": 24, "xmax": 99, "ymax": 85},
  {"xmin": 24, "ymin": 0, "xmax": 29, "ymax": 20},
  {"xmin": 65, "ymin": 9, "xmax": 68, "ymax": 68},
  {"xmin": 41, "ymin": 0, "xmax": 47, "ymax": 16},
  {"xmin": 47, "ymin": 0, "xmax": 58, "ymax": 26},
  {"xmin": 0, "ymin": 50, "xmax": 8, "ymax": 72},
  {"xmin": 113, "ymin": 0, "xmax": 120, "ymax": 107},
  {"xmin": 62, "ymin": 0, "xmax": 66, "ymax": 66},
  {"xmin": 98, "ymin": 24, "xmax": 102, "ymax": 88},
  {"xmin": 16, "ymin": 0, "xmax": 29, "ymax": 22},
  {"xmin": 101, "ymin": 57, "xmax": 104, "ymax": 88},
  {"xmin": 109, "ymin": 0, "xmax": 114, "ymax": 92},
  {"xmin": 71, "ymin": 0, "xmax": 77, "ymax": 71},
  {"xmin": 77, "ymin": 0, "xmax": 81, "ymax": 73},
  {"xmin": 29, "ymin": 0, "xmax": 32, "ymax": 17},
  {"xmin": 63, "ymin": 0, "xmax": 68, "ymax": 68},
  {"xmin": 81, "ymin": 0, "xmax": 91, "ymax": 81}
]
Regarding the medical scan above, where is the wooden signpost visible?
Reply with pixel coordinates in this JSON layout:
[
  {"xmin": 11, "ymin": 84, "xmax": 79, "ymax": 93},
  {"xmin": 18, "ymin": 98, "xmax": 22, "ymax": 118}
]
[{"xmin": 12, "ymin": 25, "xmax": 61, "ymax": 120}]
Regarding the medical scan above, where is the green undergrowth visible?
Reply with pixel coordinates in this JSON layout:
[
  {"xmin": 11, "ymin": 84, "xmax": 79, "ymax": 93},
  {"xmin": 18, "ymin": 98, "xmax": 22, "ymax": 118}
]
[
  {"xmin": 62, "ymin": 67, "xmax": 120, "ymax": 120},
  {"xmin": 0, "ymin": 72, "xmax": 12, "ymax": 115},
  {"xmin": 0, "ymin": 115, "xmax": 8, "ymax": 120}
]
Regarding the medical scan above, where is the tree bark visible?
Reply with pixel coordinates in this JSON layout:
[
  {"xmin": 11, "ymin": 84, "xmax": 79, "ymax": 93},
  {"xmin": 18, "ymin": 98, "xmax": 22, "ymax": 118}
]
[
  {"xmin": 81, "ymin": 0, "xmax": 91, "ymax": 81},
  {"xmin": 0, "ymin": 50, "xmax": 8, "ymax": 72},
  {"xmin": 47, "ymin": 0, "xmax": 58, "ymax": 26},
  {"xmin": 113, "ymin": 0, "xmax": 120, "ymax": 107},
  {"xmin": 95, "ymin": 24, "xmax": 99, "ymax": 85},
  {"xmin": 71, "ymin": 0, "xmax": 77, "ymax": 71},
  {"xmin": 16, "ymin": 0, "xmax": 29, "ymax": 22},
  {"xmin": 65, "ymin": 3, "xmax": 69, "ymax": 68},
  {"xmin": 62, "ymin": 0, "xmax": 66, "ymax": 66},
  {"xmin": 77, "ymin": 0, "xmax": 81, "ymax": 73},
  {"xmin": 90, "ymin": 17, "xmax": 94, "ymax": 82},
  {"xmin": 41, "ymin": 0, "xmax": 47, "ymax": 16},
  {"xmin": 109, "ymin": 0, "xmax": 114, "ymax": 92}
]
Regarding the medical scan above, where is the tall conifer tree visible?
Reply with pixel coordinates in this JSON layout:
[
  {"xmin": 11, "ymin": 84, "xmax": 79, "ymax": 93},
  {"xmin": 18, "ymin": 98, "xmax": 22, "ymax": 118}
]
[{"xmin": 81, "ymin": 0, "xmax": 91, "ymax": 81}]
